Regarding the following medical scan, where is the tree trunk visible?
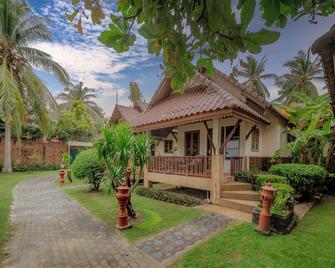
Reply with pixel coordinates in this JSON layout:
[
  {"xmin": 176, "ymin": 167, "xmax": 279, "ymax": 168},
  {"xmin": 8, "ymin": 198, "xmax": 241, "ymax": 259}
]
[
  {"xmin": 2, "ymin": 121, "xmax": 12, "ymax": 173},
  {"xmin": 126, "ymin": 197, "xmax": 136, "ymax": 219}
]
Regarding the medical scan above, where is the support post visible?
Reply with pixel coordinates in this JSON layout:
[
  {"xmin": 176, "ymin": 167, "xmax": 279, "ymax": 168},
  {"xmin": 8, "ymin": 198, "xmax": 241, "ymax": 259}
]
[
  {"xmin": 211, "ymin": 154, "xmax": 225, "ymax": 204},
  {"xmin": 219, "ymin": 119, "xmax": 242, "ymax": 154},
  {"xmin": 203, "ymin": 121, "xmax": 216, "ymax": 154},
  {"xmin": 244, "ymin": 156, "xmax": 250, "ymax": 171}
]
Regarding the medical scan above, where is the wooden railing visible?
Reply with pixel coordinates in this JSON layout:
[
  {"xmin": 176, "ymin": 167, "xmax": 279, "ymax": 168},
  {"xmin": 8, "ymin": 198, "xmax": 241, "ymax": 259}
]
[
  {"xmin": 249, "ymin": 157, "xmax": 291, "ymax": 171},
  {"xmin": 148, "ymin": 156, "xmax": 212, "ymax": 178},
  {"xmin": 231, "ymin": 157, "xmax": 243, "ymax": 176}
]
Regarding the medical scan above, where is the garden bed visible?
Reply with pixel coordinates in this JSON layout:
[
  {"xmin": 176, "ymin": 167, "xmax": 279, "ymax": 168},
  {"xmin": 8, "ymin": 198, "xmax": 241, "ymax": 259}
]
[{"xmin": 252, "ymin": 207, "xmax": 297, "ymax": 234}]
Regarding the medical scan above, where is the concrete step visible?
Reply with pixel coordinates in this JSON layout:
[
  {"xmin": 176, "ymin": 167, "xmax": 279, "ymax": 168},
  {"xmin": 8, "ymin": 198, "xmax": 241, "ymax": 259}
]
[
  {"xmin": 219, "ymin": 198, "xmax": 259, "ymax": 214},
  {"xmin": 221, "ymin": 190, "xmax": 259, "ymax": 201},
  {"xmin": 224, "ymin": 175, "xmax": 234, "ymax": 183},
  {"xmin": 221, "ymin": 182, "xmax": 252, "ymax": 191}
]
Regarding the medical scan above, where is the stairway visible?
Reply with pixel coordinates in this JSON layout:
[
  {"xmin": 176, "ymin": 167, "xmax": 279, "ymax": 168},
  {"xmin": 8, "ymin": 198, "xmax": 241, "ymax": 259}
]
[{"xmin": 219, "ymin": 181, "xmax": 259, "ymax": 214}]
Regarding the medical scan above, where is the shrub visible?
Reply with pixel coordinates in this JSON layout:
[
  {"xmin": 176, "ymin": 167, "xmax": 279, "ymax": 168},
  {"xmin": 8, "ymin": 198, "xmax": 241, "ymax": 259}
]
[
  {"xmin": 255, "ymin": 173, "xmax": 287, "ymax": 186},
  {"xmin": 135, "ymin": 187, "xmax": 201, "ymax": 207},
  {"xmin": 235, "ymin": 171, "xmax": 255, "ymax": 183},
  {"xmin": 72, "ymin": 149, "xmax": 105, "ymax": 191},
  {"xmin": 271, "ymin": 183, "xmax": 295, "ymax": 216},
  {"xmin": 270, "ymin": 163, "xmax": 327, "ymax": 198}
]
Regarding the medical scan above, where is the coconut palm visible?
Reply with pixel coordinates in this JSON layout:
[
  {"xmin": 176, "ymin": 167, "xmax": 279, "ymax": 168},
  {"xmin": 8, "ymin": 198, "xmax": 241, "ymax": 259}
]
[
  {"xmin": 237, "ymin": 55, "xmax": 277, "ymax": 99},
  {"xmin": 274, "ymin": 50, "xmax": 324, "ymax": 104},
  {"xmin": 0, "ymin": 0, "xmax": 69, "ymax": 172},
  {"xmin": 57, "ymin": 82, "xmax": 103, "ymax": 121}
]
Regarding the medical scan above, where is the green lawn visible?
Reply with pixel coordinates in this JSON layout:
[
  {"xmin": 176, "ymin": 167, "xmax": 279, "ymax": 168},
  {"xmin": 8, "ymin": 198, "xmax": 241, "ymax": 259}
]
[
  {"xmin": 65, "ymin": 187, "xmax": 205, "ymax": 243},
  {"xmin": 0, "ymin": 170, "xmax": 57, "ymax": 262},
  {"xmin": 170, "ymin": 195, "xmax": 335, "ymax": 268}
]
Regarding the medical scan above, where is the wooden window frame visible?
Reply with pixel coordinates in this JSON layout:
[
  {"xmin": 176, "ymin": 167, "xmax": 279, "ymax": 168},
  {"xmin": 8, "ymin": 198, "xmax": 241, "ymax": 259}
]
[
  {"xmin": 185, "ymin": 130, "xmax": 200, "ymax": 156},
  {"xmin": 251, "ymin": 128, "xmax": 260, "ymax": 152},
  {"xmin": 164, "ymin": 140, "xmax": 173, "ymax": 154}
]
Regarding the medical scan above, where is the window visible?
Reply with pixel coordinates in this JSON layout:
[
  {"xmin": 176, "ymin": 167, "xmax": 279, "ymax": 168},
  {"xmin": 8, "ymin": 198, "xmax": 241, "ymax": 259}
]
[
  {"xmin": 185, "ymin": 131, "xmax": 200, "ymax": 156},
  {"xmin": 164, "ymin": 140, "xmax": 173, "ymax": 153},
  {"xmin": 207, "ymin": 128, "xmax": 213, "ymax": 156},
  {"xmin": 221, "ymin": 126, "xmax": 240, "ymax": 159},
  {"xmin": 251, "ymin": 128, "xmax": 260, "ymax": 152}
]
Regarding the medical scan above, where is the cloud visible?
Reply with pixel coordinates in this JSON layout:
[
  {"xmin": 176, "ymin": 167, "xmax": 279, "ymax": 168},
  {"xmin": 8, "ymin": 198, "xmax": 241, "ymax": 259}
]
[{"xmin": 34, "ymin": 0, "xmax": 159, "ymax": 116}]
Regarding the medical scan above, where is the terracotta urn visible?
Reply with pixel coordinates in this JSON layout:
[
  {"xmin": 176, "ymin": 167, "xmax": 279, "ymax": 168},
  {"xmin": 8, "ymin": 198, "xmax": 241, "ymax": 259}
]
[
  {"xmin": 59, "ymin": 169, "xmax": 65, "ymax": 184},
  {"xmin": 116, "ymin": 183, "xmax": 131, "ymax": 230},
  {"xmin": 256, "ymin": 183, "xmax": 276, "ymax": 235}
]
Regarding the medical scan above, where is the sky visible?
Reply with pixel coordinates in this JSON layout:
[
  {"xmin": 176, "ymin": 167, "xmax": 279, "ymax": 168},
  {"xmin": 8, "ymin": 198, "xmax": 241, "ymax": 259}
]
[{"xmin": 29, "ymin": 0, "xmax": 335, "ymax": 116}]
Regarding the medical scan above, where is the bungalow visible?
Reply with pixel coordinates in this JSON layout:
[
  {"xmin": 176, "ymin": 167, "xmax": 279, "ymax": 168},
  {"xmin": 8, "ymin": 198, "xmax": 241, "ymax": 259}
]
[{"xmin": 111, "ymin": 68, "xmax": 290, "ymax": 209}]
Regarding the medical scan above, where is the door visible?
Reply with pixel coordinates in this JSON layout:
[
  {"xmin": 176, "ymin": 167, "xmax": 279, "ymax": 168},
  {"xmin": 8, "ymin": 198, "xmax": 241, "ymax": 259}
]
[{"xmin": 221, "ymin": 126, "xmax": 240, "ymax": 174}]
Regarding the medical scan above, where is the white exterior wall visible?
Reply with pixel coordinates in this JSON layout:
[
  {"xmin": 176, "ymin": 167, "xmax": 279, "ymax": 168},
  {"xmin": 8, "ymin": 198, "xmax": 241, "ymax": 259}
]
[
  {"xmin": 174, "ymin": 115, "xmax": 288, "ymax": 158},
  {"xmin": 154, "ymin": 133, "xmax": 177, "ymax": 156}
]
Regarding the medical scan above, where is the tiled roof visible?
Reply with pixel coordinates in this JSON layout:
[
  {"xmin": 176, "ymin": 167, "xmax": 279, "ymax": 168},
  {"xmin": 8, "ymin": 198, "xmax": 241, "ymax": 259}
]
[
  {"xmin": 133, "ymin": 72, "xmax": 269, "ymax": 129},
  {"xmin": 110, "ymin": 101, "xmax": 148, "ymax": 125}
]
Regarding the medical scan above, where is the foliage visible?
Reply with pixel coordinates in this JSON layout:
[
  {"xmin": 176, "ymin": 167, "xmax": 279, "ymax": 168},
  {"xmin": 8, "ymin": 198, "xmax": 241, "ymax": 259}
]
[
  {"xmin": 234, "ymin": 56, "xmax": 277, "ymax": 99},
  {"xmin": 274, "ymin": 50, "xmax": 324, "ymax": 104},
  {"xmin": 271, "ymin": 183, "xmax": 294, "ymax": 215},
  {"xmin": 255, "ymin": 173, "xmax": 287, "ymax": 186},
  {"xmin": 135, "ymin": 186, "xmax": 201, "ymax": 207},
  {"xmin": 12, "ymin": 164, "xmax": 59, "ymax": 172},
  {"xmin": 67, "ymin": 1, "xmax": 334, "ymax": 91},
  {"xmin": 274, "ymin": 93, "xmax": 333, "ymax": 165},
  {"xmin": 128, "ymin": 81, "xmax": 143, "ymax": 104},
  {"xmin": 95, "ymin": 122, "xmax": 153, "ymax": 192},
  {"xmin": 48, "ymin": 100, "xmax": 97, "ymax": 142},
  {"xmin": 0, "ymin": 0, "xmax": 68, "ymax": 171},
  {"xmin": 72, "ymin": 148, "xmax": 105, "ymax": 191},
  {"xmin": 234, "ymin": 171, "xmax": 255, "ymax": 183},
  {"xmin": 270, "ymin": 163, "xmax": 327, "ymax": 198},
  {"xmin": 57, "ymin": 82, "xmax": 103, "ymax": 122},
  {"xmin": 170, "ymin": 196, "xmax": 335, "ymax": 268}
]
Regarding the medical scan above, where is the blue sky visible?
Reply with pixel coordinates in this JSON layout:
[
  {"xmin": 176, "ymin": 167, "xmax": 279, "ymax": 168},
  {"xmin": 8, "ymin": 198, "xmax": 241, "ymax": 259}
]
[{"xmin": 30, "ymin": 1, "xmax": 335, "ymax": 115}]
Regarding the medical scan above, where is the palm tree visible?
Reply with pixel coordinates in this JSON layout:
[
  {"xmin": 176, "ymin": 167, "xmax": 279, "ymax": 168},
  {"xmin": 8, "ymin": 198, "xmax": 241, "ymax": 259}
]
[
  {"xmin": 0, "ymin": 0, "xmax": 69, "ymax": 172},
  {"xmin": 274, "ymin": 50, "xmax": 324, "ymax": 104},
  {"xmin": 236, "ymin": 55, "xmax": 277, "ymax": 99},
  {"xmin": 57, "ymin": 82, "xmax": 103, "ymax": 121}
]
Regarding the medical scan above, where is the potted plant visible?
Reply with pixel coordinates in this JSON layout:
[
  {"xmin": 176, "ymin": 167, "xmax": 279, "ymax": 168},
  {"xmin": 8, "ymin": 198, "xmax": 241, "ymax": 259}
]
[{"xmin": 253, "ymin": 182, "xmax": 297, "ymax": 234}]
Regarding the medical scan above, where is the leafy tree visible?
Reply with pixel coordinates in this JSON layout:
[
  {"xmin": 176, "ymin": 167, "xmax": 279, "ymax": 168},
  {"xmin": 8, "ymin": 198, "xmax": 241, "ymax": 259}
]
[
  {"xmin": 0, "ymin": 0, "xmax": 69, "ymax": 172},
  {"xmin": 236, "ymin": 56, "xmax": 277, "ymax": 99},
  {"xmin": 95, "ymin": 122, "xmax": 154, "ymax": 218},
  {"xmin": 67, "ymin": 1, "xmax": 334, "ymax": 91},
  {"xmin": 128, "ymin": 81, "xmax": 143, "ymax": 104},
  {"xmin": 275, "ymin": 93, "xmax": 333, "ymax": 165},
  {"xmin": 274, "ymin": 50, "xmax": 324, "ymax": 104},
  {"xmin": 48, "ymin": 100, "xmax": 96, "ymax": 142},
  {"xmin": 57, "ymin": 82, "xmax": 103, "ymax": 121}
]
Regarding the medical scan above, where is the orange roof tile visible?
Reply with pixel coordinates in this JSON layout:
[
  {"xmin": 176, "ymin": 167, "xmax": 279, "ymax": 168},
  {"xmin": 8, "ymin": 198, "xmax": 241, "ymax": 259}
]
[{"xmin": 133, "ymin": 72, "xmax": 269, "ymax": 130}]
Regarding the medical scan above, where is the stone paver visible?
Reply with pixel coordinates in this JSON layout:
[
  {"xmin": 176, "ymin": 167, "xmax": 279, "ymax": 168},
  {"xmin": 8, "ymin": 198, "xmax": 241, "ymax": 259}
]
[
  {"xmin": 3, "ymin": 176, "xmax": 158, "ymax": 268},
  {"xmin": 137, "ymin": 213, "xmax": 233, "ymax": 262}
]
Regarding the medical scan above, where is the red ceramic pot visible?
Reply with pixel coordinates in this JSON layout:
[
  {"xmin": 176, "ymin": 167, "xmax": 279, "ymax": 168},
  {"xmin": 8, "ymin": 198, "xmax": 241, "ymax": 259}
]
[{"xmin": 116, "ymin": 183, "xmax": 131, "ymax": 230}]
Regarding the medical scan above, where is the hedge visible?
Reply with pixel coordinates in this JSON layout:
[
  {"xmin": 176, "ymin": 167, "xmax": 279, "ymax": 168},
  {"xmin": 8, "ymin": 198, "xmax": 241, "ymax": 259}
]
[
  {"xmin": 269, "ymin": 163, "xmax": 327, "ymax": 198},
  {"xmin": 255, "ymin": 173, "xmax": 287, "ymax": 186},
  {"xmin": 135, "ymin": 186, "xmax": 201, "ymax": 207},
  {"xmin": 234, "ymin": 171, "xmax": 255, "ymax": 183},
  {"xmin": 72, "ymin": 149, "xmax": 105, "ymax": 191}
]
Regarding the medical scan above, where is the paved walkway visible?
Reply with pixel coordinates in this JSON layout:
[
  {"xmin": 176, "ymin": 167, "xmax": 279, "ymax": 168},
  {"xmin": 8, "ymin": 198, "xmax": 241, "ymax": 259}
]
[
  {"xmin": 137, "ymin": 213, "xmax": 233, "ymax": 263},
  {"xmin": 3, "ymin": 176, "xmax": 157, "ymax": 268}
]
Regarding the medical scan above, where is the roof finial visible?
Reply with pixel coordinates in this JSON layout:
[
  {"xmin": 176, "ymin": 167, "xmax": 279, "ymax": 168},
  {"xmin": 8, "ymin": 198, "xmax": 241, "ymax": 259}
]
[{"xmin": 116, "ymin": 91, "xmax": 118, "ymax": 105}]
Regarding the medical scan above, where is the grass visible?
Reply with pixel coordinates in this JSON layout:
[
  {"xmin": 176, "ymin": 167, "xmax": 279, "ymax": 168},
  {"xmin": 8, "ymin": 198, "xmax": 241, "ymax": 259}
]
[
  {"xmin": 0, "ymin": 170, "xmax": 57, "ymax": 262},
  {"xmin": 65, "ymin": 187, "xmax": 205, "ymax": 243},
  {"xmin": 170, "ymin": 195, "xmax": 335, "ymax": 268}
]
